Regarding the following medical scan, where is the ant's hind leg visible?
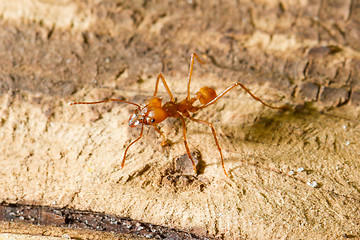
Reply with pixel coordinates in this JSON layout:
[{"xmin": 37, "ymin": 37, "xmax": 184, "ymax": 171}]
[
  {"xmin": 186, "ymin": 116, "xmax": 229, "ymax": 177},
  {"xmin": 180, "ymin": 116, "xmax": 197, "ymax": 173},
  {"xmin": 199, "ymin": 82, "xmax": 287, "ymax": 110},
  {"xmin": 153, "ymin": 73, "xmax": 175, "ymax": 101},
  {"xmin": 186, "ymin": 53, "xmax": 204, "ymax": 100}
]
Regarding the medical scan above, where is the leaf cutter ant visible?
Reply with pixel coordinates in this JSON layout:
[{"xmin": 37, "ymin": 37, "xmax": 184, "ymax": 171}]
[{"xmin": 69, "ymin": 53, "xmax": 286, "ymax": 177}]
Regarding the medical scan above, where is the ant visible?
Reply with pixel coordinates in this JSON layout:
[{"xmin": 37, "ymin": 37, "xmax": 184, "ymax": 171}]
[{"xmin": 69, "ymin": 53, "xmax": 286, "ymax": 177}]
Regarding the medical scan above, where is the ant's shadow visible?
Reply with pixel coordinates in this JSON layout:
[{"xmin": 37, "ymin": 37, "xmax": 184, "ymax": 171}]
[
  {"xmin": 238, "ymin": 102, "xmax": 319, "ymax": 144},
  {"xmin": 222, "ymin": 103, "xmax": 321, "ymax": 176}
]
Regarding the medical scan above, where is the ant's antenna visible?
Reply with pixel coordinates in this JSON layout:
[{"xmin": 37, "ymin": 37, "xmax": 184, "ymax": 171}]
[{"xmin": 69, "ymin": 99, "xmax": 141, "ymax": 108}]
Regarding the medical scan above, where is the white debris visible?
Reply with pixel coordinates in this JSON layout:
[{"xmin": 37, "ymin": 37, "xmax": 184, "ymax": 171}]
[
  {"xmin": 345, "ymin": 141, "xmax": 350, "ymax": 146},
  {"xmin": 297, "ymin": 167, "xmax": 305, "ymax": 172},
  {"xmin": 288, "ymin": 170, "xmax": 294, "ymax": 175},
  {"xmin": 307, "ymin": 181, "xmax": 318, "ymax": 188}
]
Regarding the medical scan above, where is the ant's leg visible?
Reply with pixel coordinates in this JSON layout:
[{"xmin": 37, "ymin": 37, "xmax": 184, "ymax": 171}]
[
  {"xmin": 199, "ymin": 82, "xmax": 286, "ymax": 110},
  {"xmin": 153, "ymin": 73, "xmax": 175, "ymax": 101},
  {"xmin": 69, "ymin": 99, "xmax": 141, "ymax": 108},
  {"xmin": 186, "ymin": 53, "xmax": 204, "ymax": 100},
  {"xmin": 186, "ymin": 116, "xmax": 229, "ymax": 177},
  {"xmin": 121, "ymin": 123, "xmax": 144, "ymax": 169},
  {"xmin": 153, "ymin": 125, "xmax": 168, "ymax": 146},
  {"xmin": 179, "ymin": 115, "xmax": 197, "ymax": 173}
]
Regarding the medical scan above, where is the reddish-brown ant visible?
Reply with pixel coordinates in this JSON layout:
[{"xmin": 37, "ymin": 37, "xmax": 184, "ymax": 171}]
[{"xmin": 69, "ymin": 53, "xmax": 286, "ymax": 177}]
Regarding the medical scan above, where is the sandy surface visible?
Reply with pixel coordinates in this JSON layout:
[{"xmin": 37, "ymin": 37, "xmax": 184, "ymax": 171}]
[{"xmin": 0, "ymin": 0, "xmax": 359, "ymax": 239}]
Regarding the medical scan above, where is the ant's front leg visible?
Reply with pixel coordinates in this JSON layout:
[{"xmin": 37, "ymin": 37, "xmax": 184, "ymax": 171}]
[
  {"xmin": 153, "ymin": 125, "xmax": 170, "ymax": 146},
  {"xmin": 121, "ymin": 123, "xmax": 144, "ymax": 169}
]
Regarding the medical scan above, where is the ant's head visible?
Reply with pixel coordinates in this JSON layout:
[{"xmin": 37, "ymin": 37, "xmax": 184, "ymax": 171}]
[
  {"xmin": 128, "ymin": 108, "xmax": 142, "ymax": 127},
  {"xmin": 128, "ymin": 97, "xmax": 168, "ymax": 127}
]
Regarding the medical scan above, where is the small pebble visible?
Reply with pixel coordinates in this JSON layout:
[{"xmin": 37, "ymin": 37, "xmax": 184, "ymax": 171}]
[
  {"xmin": 297, "ymin": 167, "xmax": 304, "ymax": 172},
  {"xmin": 288, "ymin": 170, "xmax": 294, "ymax": 175},
  {"xmin": 345, "ymin": 141, "xmax": 350, "ymax": 146},
  {"xmin": 307, "ymin": 181, "xmax": 318, "ymax": 188}
]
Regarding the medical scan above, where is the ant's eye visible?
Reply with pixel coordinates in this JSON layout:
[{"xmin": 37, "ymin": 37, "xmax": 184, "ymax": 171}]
[{"xmin": 150, "ymin": 118, "xmax": 155, "ymax": 123}]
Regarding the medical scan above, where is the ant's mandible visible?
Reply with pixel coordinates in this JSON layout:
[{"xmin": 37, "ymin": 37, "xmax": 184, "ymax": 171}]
[{"xmin": 69, "ymin": 53, "xmax": 286, "ymax": 177}]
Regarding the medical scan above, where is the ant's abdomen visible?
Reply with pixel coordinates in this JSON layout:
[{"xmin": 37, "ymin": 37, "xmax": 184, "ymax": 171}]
[{"xmin": 196, "ymin": 86, "xmax": 217, "ymax": 105}]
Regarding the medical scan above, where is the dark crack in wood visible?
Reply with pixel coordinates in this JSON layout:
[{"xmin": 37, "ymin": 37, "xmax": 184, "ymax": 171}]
[{"xmin": 0, "ymin": 202, "xmax": 216, "ymax": 240}]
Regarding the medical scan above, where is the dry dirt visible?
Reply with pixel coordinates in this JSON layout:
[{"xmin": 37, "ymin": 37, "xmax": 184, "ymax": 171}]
[{"xmin": 0, "ymin": 0, "xmax": 360, "ymax": 239}]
